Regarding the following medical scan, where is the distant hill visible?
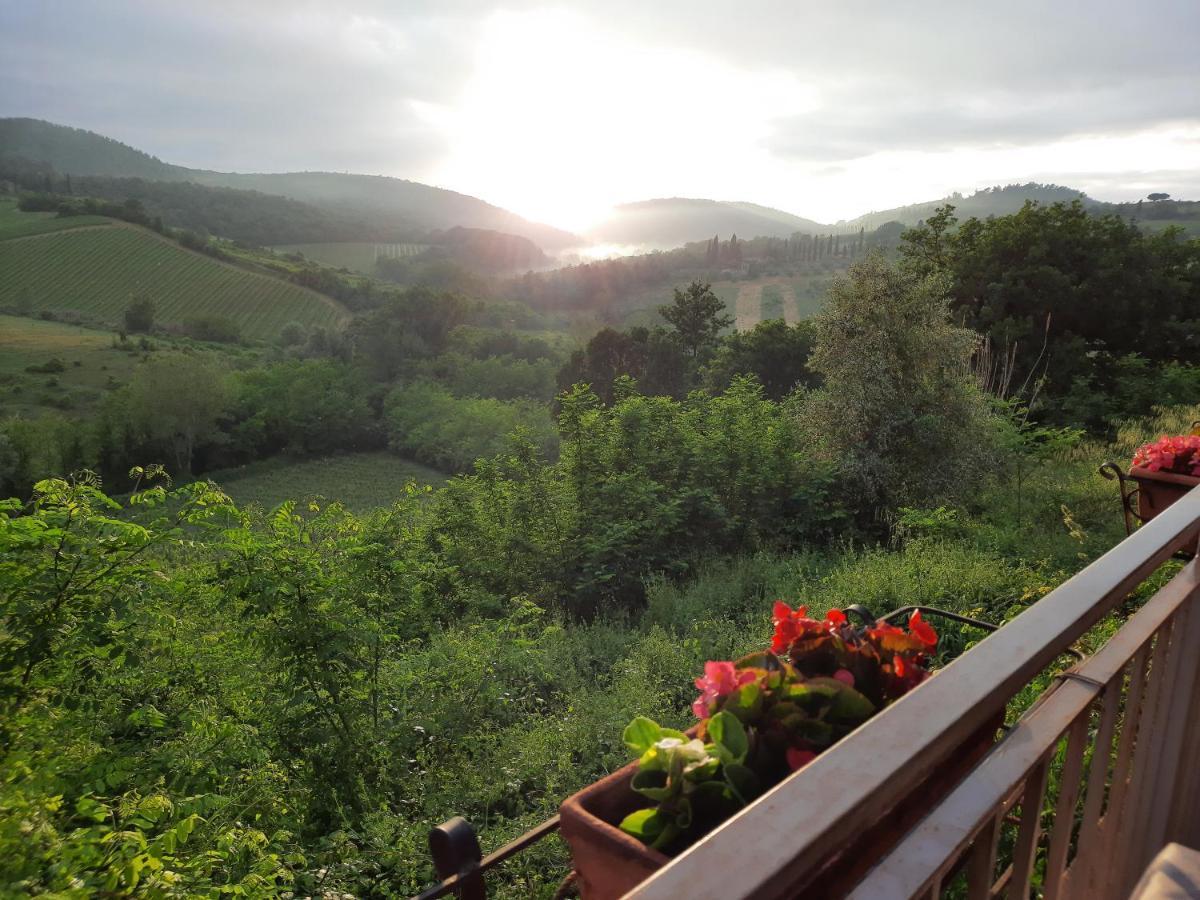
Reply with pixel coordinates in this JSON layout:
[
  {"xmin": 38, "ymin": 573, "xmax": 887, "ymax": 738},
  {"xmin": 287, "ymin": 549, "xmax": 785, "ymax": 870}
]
[
  {"xmin": 0, "ymin": 118, "xmax": 187, "ymax": 179},
  {"xmin": 586, "ymin": 198, "xmax": 825, "ymax": 249},
  {"xmin": 0, "ymin": 118, "xmax": 579, "ymax": 250},
  {"xmin": 836, "ymin": 184, "xmax": 1098, "ymax": 231}
]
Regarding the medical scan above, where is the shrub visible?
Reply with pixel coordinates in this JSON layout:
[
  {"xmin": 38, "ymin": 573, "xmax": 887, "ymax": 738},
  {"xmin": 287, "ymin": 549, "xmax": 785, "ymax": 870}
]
[
  {"xmin": 123, "ymin": 295, "xmax": 156, "ymax": 333},
  {"xmin": 803, "ymin": 254, "xmax": 997, "ymax": 517},
  {"xmin": 183, "ymin": 314, "xmax": 241, "ymax": 344},
  {"xmin": 24, "ymin": 358, "xmax": 65, "ymax": 374}
]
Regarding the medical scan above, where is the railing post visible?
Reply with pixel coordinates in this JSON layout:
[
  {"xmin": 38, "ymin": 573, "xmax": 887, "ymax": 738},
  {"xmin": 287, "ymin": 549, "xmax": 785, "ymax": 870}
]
[{"xmin": 429, "ymin": 817, "xmax": 486, "ymax": 900}]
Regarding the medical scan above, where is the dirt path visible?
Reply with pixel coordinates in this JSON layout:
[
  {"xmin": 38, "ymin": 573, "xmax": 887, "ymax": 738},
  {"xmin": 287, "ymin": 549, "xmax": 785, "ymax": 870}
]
[{"xmin": 735, "ymin": 282, "xmax": 762, "ymax": 331}]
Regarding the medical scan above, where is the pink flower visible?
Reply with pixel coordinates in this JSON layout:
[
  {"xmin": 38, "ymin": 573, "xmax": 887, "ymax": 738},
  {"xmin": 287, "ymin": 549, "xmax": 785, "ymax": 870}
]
[{"xmin": 692, "ymin": 661, "xmax": 757, "ymax": 718}]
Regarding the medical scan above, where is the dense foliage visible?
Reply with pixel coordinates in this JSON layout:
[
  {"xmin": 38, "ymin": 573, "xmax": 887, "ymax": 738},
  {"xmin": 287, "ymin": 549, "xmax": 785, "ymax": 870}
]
[{"xmin": 901, "ymin": 201, "xmax": 1200, "ymax": 429}]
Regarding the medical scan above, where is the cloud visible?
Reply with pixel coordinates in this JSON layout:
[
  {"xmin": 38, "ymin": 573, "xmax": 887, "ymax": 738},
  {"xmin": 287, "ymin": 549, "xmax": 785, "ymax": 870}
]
[
  {"xmin": 1, "ymin": 0, "xmax": 1198, "ymax": 222},
  {"xmin": 0, "ymin": 0, "xmax": 474, "ymax": 173},
  {"xmin": 767, "ymin": 75, "xmax": 1200, "ymax": 161}
]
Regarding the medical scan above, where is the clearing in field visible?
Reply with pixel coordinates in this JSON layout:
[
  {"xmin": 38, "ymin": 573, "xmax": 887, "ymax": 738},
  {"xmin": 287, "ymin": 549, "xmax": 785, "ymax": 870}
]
[
  {"xmin": 205, "ymin": 451, "xmax": 447, "ymax": 513},
  {"xmin": 0, "ymin": 224, "xmax": 349, "ymax": 341},
  {"xmin": 0, "ymin": 197, "xmax": 110, "ymax": 240},
  {"xmin": 0, "ymin": 313, "xmax": 242, "ymax": 417}
]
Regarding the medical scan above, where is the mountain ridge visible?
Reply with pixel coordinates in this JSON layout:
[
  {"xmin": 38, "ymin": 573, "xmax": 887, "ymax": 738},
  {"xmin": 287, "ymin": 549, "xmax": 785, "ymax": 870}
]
[{"xmin": 0, "ymin": 118, "xmax": 580, "ymax": 250}]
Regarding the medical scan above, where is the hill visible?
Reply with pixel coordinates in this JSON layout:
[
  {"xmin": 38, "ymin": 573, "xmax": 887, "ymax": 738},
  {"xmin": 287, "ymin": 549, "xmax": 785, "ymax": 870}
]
[
  {"xmin": 0, "ymin": 118, "xmax": 579, "ymax": 250},
  {"xmin": 0, "ymin": 208, "xmax": 347, "ymax": 340},
  {"xmin": 586, "ymin": 198, "xmax": 825, "ymax": 249},
  {"xmin": 836, "ymin": 183, "xmax": 1096, "ymax": 231},
  {"xmin": 0, "ymin": 117, "xmax": 187, "ymax": 179}
]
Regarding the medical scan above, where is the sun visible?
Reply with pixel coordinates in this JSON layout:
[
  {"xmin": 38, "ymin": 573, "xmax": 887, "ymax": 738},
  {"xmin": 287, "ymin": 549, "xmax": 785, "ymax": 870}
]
[{"xmin": 417, "ymin": 9, "xmax": 817, "ymax": 234}]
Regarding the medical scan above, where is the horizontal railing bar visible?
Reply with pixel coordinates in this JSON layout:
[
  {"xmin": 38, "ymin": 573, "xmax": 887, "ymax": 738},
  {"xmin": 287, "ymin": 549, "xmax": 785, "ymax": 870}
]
[
  {"xmin": 627, "ymin": 489, "xmax": 1200, "ymax": 900},
  {"xmin": 846, "ymin": 558, "xmax": 1200, "ymax": 899}
]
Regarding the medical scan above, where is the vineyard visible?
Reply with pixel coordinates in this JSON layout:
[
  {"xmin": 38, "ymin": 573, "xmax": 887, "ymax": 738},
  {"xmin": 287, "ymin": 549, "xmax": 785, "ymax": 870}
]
[
  {"xmin": 271, "ymin": 241, "xmax": 429, "ymax": 274},
  {"xmin": 0, "ymin": 224, "xmax": 349, "ymax": 340}
]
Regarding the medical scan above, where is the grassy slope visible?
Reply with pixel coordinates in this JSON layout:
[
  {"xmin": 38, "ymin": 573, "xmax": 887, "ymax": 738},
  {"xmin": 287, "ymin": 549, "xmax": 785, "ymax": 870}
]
[
  {"xmin": 0, "ymin": 313, "xmax": 251, "ymax": 417},
  {"xmin": 0, "ymin": 218, "xmax": 348, "ymax": 340},
  {"xmin": 205, "ymin": 451, "xmax": 447, "ymax": 513}
]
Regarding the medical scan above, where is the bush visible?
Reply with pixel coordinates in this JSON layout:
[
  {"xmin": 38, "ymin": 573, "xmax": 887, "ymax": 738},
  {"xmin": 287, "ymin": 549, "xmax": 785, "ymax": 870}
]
[
  {"xmin": 123, "ymin": 295, "xmax": 155, "ymax": 333},
  {"xmin": 183, "ymin": 314, "xmax": 241, "ymax": 344},
  {"xmin": 385, "ymin": 381, "xmax": 558, "ymax": 472},
  {"xmin": 24, "ymin": 358, "xmax": 66, "ymax": 374}
]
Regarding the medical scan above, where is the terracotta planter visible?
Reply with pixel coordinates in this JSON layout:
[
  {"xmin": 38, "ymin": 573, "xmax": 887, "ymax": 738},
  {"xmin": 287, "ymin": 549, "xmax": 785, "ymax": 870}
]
[
  {"xmin": 559, "ymin": 713, "xmax": 1003, "ymax": 899},
  {"xmin": 1129, "ymin": 466, "xmax": 1200, "ymax": 523}
]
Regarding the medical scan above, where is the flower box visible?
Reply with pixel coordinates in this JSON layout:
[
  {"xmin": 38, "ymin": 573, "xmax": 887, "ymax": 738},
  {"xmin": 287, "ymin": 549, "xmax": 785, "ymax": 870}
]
[
  {"xmin": 560, "ymin": 709, "xmax": 1002, "ymax": 899},
  {"xmin": 1129, "ymin": 465, "xmax": 1200, "ymax": 523},
  {"xmin": 559, "ymin": 605, "xmax": 1002, "ymax": 899}
]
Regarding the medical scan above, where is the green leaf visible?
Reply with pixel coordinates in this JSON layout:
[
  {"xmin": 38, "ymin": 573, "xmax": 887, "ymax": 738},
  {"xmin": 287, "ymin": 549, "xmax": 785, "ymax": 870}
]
[
  {"xmin": 724, "ymin": 682, "xmax": 763, "ymax": 723},
  {"xmin": 623, "ymin": 717, "xmax": 662, "ymax": 755},
  {"xmin": 631, "ymin": 769, "xmax": 672, "ymax": 801},
  {"xmin": 619, "ymin": 807, "xmax": 668, "ymax": 842},
  {"xmin": 706, "ymin": 711, "xmax": 748, "ymax": 764},
  {"xmin": 807, "ymin": 677, "xmax": 876, "ymax": 721},
  {"xmin": 722, "ymin": 763, "xmax": 761, "ymax": 806}
]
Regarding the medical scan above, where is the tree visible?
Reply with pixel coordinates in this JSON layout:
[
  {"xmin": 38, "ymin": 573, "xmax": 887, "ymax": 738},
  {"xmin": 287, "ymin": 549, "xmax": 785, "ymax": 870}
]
[
  {"xmin": 658, "ymin": 281, "xmax": 734, "ymax": 360},
  {"xmin": 704, "ymin": 319, "xmax": 819, "ymax": 399},
  {"xmin": 120, "ymin": 356, "xmax": 229, "ymax": 474},
  {"xmin": 1147, "ymin": 192, "xmax": 1171, "ymax": 202},
  {"xmin": 804, "ymin": 254, "xmax": 995, "ymax": 514},
  {"xmin": 123, "ymin": 294, "xmax": 156, "ymax": 333},
  {"xmin": 899, "ymin": 200, "xmax": 1200, "ymax": 408}
]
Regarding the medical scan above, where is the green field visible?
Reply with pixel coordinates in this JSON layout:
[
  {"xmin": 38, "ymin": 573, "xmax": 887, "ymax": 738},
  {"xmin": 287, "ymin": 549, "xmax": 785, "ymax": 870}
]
[
  {"xmin": 0, "ymin": 223, "xmax": 349, "ymax": 340},
  {"xmin": 0, "ymin": 313, "xmax": 248, "ymax": 417},
  {"xmin": 205, "ymin": 451, "xmax": 447, "ymax": 512},
  {"xmin": 0, "ymin": 197, "xmax": 110, "ymax": 239},
  {"xmin": 271, "ymin": 241, "xmax": 428, "ymax": 274}
]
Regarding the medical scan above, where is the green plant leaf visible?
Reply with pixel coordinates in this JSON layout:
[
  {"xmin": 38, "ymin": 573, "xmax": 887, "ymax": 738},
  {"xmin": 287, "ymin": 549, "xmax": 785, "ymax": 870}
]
[
  {"xmin": 631, "ymin": 769, "xmax": 672, "ymax": 801},
  {"xmin": 623, "ymin": 717, "xmax": 662, "ymax": 755},
  {"xmin": 707, "ymin": 710, "xmax": 748, "ymax": 764},
  {"xmin": 722, "ymin": 763, "xmax": 760, "ymax": 806},
  {"xmin": 619, "ymin": 807, "xmax": 668, "ymax": 842}
]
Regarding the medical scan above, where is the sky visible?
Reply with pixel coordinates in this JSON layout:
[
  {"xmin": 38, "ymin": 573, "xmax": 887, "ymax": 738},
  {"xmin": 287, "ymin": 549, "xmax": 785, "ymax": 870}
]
[{"xmin": 2, "ymin": 0, "xmax": 1199, "ymax": 231}]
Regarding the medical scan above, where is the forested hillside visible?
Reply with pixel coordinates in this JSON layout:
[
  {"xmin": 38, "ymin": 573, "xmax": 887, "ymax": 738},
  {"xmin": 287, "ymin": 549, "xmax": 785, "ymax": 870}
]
[
  {"xmin": 0, "ymin": 119, "xmax": 578, "ymax": 250},
  {"xmin": 586, "ymin": 198, "xmax": 825, "ymax": 248}
]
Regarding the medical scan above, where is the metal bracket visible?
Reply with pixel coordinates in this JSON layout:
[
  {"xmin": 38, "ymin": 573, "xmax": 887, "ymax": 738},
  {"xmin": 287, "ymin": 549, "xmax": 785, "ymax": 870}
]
[
  {"xmin": 427, "ymin": 817, "xmax": 484, "ymax": 900},
  {"xmin": 1099, "ymin": 461, "xmax": 1144, "ymax": 537}
]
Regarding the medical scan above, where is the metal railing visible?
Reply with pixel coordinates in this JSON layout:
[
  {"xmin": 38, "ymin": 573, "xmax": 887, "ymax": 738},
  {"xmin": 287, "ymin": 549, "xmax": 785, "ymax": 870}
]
[{"xmin": 627, "ymin": 486, "xmax": 1200, "ymax": 899}]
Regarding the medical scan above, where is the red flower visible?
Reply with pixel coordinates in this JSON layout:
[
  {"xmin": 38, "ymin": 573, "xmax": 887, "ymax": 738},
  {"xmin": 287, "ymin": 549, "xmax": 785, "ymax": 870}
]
[
  {"xmin": 692, "ymin": 660, "xmax": 757, "ymax": 718},
  {"xmin": 771, "ymin": 602, "xmax": 848, "ymax": 654},
  {"xmin": 1133, "ymin": 435, "xmax": 1200, "ymax": 476},
  {"xmin": 893, "ymin": 654, "xmax": 907, "ymax": 678},
  {"xmin": 908, "ymin": 610, "xmax": 937, "ymax": 648},
  {"xmin": 786, "ymin": 747, "xmax": 817, "ymax": 771}
]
